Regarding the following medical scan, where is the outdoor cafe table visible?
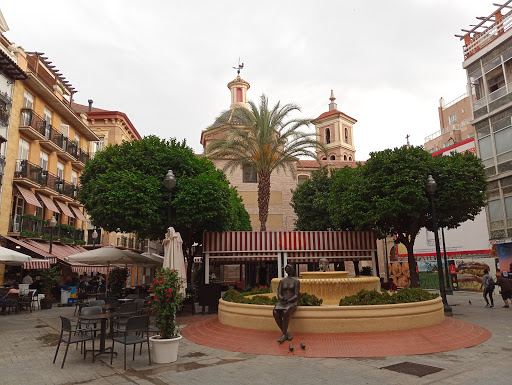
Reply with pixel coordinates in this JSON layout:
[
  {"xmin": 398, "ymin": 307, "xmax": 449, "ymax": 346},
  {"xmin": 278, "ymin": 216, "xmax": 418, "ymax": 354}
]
[{"xmin": 78, "ymin": 312, "xmax": 130, "ymax": 358}]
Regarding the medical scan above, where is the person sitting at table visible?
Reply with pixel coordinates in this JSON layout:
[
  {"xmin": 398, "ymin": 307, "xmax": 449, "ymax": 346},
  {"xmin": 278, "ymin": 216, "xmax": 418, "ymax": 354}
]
[{"xmin": 0, "ymin": 283, "xmax": 19, "ymax": 313}]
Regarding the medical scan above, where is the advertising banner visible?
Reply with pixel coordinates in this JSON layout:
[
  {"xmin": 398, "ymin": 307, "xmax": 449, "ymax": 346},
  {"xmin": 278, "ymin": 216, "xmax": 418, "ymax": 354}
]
[
  {"xmin": 388, "ymin": 262, "xmax": 411, "ymax": 288},
  {"xmin": 496, "ymin": 242, "xmax": 512, "ymax": 273}
]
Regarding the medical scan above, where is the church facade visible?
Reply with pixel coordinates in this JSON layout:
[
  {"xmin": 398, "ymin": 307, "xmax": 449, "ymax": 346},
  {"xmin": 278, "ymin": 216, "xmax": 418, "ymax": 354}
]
[{"xmin": 201, "ymin": 75, "xmax": 359, "ymax": 231}]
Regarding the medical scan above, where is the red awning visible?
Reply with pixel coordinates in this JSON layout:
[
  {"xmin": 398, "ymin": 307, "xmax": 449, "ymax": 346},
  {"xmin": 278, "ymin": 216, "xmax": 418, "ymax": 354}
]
[
  {"xmin": 37, "ymin": 193, "xmax": 60, "ymax": 213},
  {"xmin": 70, "ymin": 206, "xmax": 87, "ymax": 222},
  {"xmin": 23, "ymin": 259, "xmax": 50, "ymax": 269},
  {"xmin": 55, "ymin": 200, "xmax": 75, "ymax": 218},
  {"xmin": 3, "ymin": 236, "xmax": 53, "ymax": 258},
  {"xmin": 16, "ymin": 185, "xmax": 42, "ymax": 208}
]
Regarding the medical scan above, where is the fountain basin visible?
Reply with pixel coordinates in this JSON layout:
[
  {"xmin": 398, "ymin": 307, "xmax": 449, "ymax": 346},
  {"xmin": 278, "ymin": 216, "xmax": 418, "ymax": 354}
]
[
  {"xmin": 271, "ymin": 275, "xmax": 381, "ymax": 305},
  {"xmin": 218, "ymin": 297, "xmax": 444, "ymax": 333}
]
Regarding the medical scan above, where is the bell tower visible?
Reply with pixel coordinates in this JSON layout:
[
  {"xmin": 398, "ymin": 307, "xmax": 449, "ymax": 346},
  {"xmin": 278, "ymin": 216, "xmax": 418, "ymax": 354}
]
[
  {"xmin": 227, "ymin": 75, "xmax": 250, "ymax": 109},
  {"xmin": 312, "ymin": 90, "xmax": 357, "ymax": 161}
]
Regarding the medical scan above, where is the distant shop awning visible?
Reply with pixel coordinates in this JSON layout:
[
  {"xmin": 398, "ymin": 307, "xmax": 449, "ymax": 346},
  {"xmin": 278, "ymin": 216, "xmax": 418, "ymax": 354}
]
[
  {"xmin": 23, "ymin": 259, "xmax": 50, "ymax": 269},
  {"xmin": 55, "ymin": 200, "xmax": 74, "ymax": 218},
  {"xmin": 3, "ymin": 236, "xmax": 53, "ymax": 259},
  {"xmin": 37, "ymin": 193, "xmax": 60, "ymax": 213},
  {"xmin": 16, "ymin": 185, "xmax": 42, "ymax": 208},
  {"xmin": 70, "ymin": 205, "xmax": 87, "ymax": 222}
]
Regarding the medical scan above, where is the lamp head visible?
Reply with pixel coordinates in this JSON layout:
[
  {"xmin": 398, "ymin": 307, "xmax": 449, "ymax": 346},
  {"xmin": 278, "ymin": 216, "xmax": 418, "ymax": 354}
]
[
  {"xmin": 92, "ymin": 229, "xmax": 98, "ymax": 239},
  {"xmin": 425, "ymin": 174, "xmax": 437, "ymax": 194},
  {"xmin": 49, "ymin": 216, "xmax": 57, "ymax": 228},
  {"xmin": 163, "ymin": 169, "xmax": 176, "ymax": 191}
]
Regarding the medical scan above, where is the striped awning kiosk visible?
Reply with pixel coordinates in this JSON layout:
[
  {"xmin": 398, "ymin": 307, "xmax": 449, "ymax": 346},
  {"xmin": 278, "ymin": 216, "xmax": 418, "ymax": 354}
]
[
  {"xmin": 23, "ymin": 259, "xmax": 50, "ymax": 269},
  {"xmin": 202, "ymin": 231, "xmax": 377, "ymax": 283}
]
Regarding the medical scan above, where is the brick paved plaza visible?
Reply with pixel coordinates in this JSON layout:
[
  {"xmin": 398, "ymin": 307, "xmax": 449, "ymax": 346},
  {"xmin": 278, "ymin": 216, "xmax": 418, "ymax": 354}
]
[{"xmin": 0, "ymin": 290, "xmax": 511, "ymax": 385}]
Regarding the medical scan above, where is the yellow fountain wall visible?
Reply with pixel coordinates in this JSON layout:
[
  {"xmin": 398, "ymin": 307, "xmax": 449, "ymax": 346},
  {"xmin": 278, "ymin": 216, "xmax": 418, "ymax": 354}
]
[{"xmin": 218, "ymin": 297, "xmax": 445, "ymax": 333}]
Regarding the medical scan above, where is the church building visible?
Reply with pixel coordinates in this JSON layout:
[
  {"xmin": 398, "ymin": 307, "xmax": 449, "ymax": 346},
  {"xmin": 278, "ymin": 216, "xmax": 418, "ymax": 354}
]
[{"xmin": 201, "ymin": 74, "xmax": 359, "ymax": 231}]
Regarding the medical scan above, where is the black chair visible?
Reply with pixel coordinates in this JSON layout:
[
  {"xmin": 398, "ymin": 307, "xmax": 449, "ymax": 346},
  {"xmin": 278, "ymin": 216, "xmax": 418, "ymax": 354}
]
[
  {"xmin": 77, "ymin": 306, "xmax": 102, "ymax": 338},
  {"xmin": 112, "ymin": 303, "xmax": 138, "ymax": 331},
  {"xmin": 74, "ymin": 292, "xmax": 89, "ymax": 316},
  {"xmin": 4, "ymin": 293, "xmax": 19, "ymax": 314},
  {"xmin": 134, "ymin": 299, "xmax": 146, "ymax": 315},
  {"xmin": 105, "ymin": 297, "xmax": 120, "ymax": 309},
  {"xmin": 126, "ymin": 294, "xmax": 139, "ymax": 300},
  {"xmin": 18, "ymin": 291, "xmax": 33, "ymax": 313},
  {"xmin": 110, "ymin": 316, "xmax": 151, "ymax": 370},
  {"xmin": 53, "ymin": 316, "xmax": 95, "ymax": 369},
  {"xmin": 89, "ymin": 299, "xmax": 105, "ymax": 308}
]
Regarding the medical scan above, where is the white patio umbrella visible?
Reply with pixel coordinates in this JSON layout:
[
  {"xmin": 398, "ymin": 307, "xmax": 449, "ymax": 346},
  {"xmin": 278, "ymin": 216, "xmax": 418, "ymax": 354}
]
[
  {"xmin": 0, "ymin": 246, "xmax": 32, "ymax": 266},
  {"xmin": 163, "ymin": 227, "xmax": 187, "ymax": 294},
  {"xmin": 66, "ymin": 246, "xmax": 158, "ymax": 294},
  {"xmin": 141, "ymin": 252, "xmax": 164, "ymax": 266}
]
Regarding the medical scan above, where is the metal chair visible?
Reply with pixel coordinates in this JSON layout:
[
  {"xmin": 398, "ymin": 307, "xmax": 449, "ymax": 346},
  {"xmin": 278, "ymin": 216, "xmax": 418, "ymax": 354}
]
[
  {"xmin": 112, "ymin": 303, "xmax": 138, "ymax": 332},
  {"xmin": 89, "ymin": 300, "xmax": 105, "ymax": 308},
  {"xmin": 53, "ymin": 316, "xmax": 95, "ymax": 369},
  {"xmin": 105, "ymin": 297, "xmax": 120, "ymax": 308},
  {"xmin": 126, "ymin": 294, "xmax": 139, "ymax": 300},
  {"xmin": 17, "ymin": 291, "xmax": 33, "ymax": 313},
  {"xmin": 30, "ymin": 290, "xmax": 39, "ymax": 311},
  {"xmin": 74, "ymin": 292, "xmax": 89, "ymax": 316},
  {"xmin": 134, "ymin": 299, "xmax": 146, "ymax": 315},
  {"xmin": 110, "ymin": 316, "xmax": 151, "ymax": 370},
  {"xmin": 77, "ymin": 306, "xmax": 102, "ymax": 338},
  {"xmin": 3, "ymin": 293, "xmax": 19, "ymax": 314}
]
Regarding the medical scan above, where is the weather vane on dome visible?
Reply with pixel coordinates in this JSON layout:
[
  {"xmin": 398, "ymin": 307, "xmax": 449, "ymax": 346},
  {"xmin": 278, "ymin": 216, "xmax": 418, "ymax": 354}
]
[{"xmin": 233, "ymin": 58, "xmax": 244, "ymax": 75}]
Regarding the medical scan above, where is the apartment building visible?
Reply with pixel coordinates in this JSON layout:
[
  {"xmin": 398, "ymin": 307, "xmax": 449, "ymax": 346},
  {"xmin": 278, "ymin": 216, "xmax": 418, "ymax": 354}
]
[
  {"xmin": 71, "ymin": 100, "xmax": 148, "ymax": 252},
  {"xmin": 459, "ymin": 1, "xmax": 512, "ymax": 244},
  {"xmin": 0, "ymin": 46, "xmax": 98, "ymax": 244},
  {"xmin": 424, "ymin": 94, "xmax": 474, "ymax": 153}
]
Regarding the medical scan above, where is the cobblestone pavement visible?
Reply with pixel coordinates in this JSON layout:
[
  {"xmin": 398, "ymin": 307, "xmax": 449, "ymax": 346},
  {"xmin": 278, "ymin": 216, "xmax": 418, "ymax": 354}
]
[{"xmin": 0, "ymin": 290, "xmax": 511, "ymax": 385}]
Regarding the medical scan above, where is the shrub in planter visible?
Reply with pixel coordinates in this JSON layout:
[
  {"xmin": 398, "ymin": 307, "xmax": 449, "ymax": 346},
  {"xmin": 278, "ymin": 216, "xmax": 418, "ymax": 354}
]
[
  {"xmin": 148, "ymin": 268, "xmax": 186, "ymax": 339},
  {"xmin": 222, "ymin": 289, "xmax": 323, "ymax": 306},
  {"xmin": 40, "ymin": 267, "xmax": 60, "ymax": 309},
  {"xmin": 107, "ymin": 267, "xmax": 129, "ymax": 298}
]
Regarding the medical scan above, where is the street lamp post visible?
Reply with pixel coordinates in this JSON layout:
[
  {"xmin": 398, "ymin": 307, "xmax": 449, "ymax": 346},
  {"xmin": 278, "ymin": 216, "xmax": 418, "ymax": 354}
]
[
  {"xmin": 425, "ymin": 175, "xmax": 452, "ymax": 316},
  {"xmin": 441, "ymin": 227, "xmax": 453, "ymax": 295},
  {"xmin": 92, "ymin": 229, "xmax": 98, "ymax": 248},
  {"xmin": 163, "ymin": 170, "xmax": 177, "ymax": 229},
  {"xmin": 49, "ymin": 216, "xmax": 57, "ymax": 254},
  {"xmin": 116, "ymin": 228, "xmax": 121, "ymax": 246}
]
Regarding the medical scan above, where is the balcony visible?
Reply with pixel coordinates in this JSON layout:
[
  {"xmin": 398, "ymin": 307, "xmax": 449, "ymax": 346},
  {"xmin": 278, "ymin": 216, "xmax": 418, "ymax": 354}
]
[
  {"xmin": 19, "ymin": 109, "xmax": 48, "ymax": 141},
  {"xmin": 14, "ymin": 159, "xmax": 79, "ymax": 199},
  {"xmin": 10, "ymin": 214, "xmax": 85, "ymax": 244},
  {"xmin": 71, "ymin": 147, "xmax": 89, "ymax": 170},
  {"xmin": 0, "ymin": 155, "xmax": 5, "ymax": 176}
]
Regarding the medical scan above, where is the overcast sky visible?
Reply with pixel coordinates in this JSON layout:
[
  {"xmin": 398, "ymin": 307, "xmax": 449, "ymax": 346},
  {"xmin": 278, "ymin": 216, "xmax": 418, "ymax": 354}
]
[{"xmin": 1, "ymin": 0, "xmax": 495, "ymax": 160}]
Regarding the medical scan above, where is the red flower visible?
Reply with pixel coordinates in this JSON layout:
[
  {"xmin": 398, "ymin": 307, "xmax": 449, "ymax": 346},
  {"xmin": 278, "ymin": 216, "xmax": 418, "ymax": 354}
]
[
  {"xmin": 161, "ymin": 279, "xmax": 165, "ymax": 284},
  {"xmin": 168, "ymin": 288, "xmax": 172, "ymax": 293}
]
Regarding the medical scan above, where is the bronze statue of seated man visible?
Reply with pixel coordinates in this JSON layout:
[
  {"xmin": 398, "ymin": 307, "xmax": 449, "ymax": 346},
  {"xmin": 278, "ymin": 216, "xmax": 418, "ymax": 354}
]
[{"xmin": 273, "ymin": 264, "xmax": 300, "ymax": 344}]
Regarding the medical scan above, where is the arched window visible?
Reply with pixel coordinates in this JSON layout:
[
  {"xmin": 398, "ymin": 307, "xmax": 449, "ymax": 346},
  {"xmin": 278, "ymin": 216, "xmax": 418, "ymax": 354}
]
[
  {"xmin": 236, "ymin": 87, "xmax": 243, "ymax": 102},
  {"xmin": 330, "ymin": 155, "xmax": 336, "ymax": 160},
  {"xmin": 322, "ymin": 157, "xmax": 327, "ymax": 160},
  {"xmin": 325, "ymin": 128, "xmax": 331, "ymax": 144},
  {"xmin": 344, "ymin": 155, "xmax": 347, "ymax": 161},
  {"xmin": 345, "ymin": 128, "xmax": 349, "ymax": 143},
  {"xmin": 348, "ymin": 156, "xmax": 352, "ymax": 161}
]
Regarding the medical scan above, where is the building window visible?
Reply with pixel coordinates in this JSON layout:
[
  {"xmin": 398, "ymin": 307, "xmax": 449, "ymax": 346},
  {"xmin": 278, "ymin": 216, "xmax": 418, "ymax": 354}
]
[
  {"xmin": 23, "ymin": 90, "xmax": 34, "ymax": 109},
  {"xmin": 343, "ymin": 155, "xmax": 347, "ymax": 161},
  {"xmin": 325, "ymin": 128, "xmax": 331, "ymax": 144},
  {"xmin": 68, "ymin": 217, "xmax": 75, "ymax": 227},
  {"xmin": 39, "ymin": 151, "xmax": 48, "ymax": 171},
  {"xmin": 488, "ymin": 199, "xmax": 504, "ymax": 221},
  {"xmin": 345, "ymin": 128, "xmax": 349, "ymax": 143},
  {"xmin": 461, "ymin": 108, "xmax": 465, "ymax": 113},
  {"xmin": 330, "ymin": 155, "xmax": 336, "ymax": 160},
  {"xmin": 74, "ymin": 133, "xmax": 80, "ymax": 147},
  {"xmin": 71, "ymin": 170, "xmax": 78, "ymax": 186},
  {"xmin": 449, "ymin": 113, "xmax": 457, "ymax": 124},
  {"xmin": 242, "ymin": 164, "xmax": 257, "ymax": 183},
  {"xmin": 57, "ymin": 161, "xmax": 64, "ymax": 180},
  {"xmin": 444, "ymin": 138, "xmax": 454, "ymax": 148},
  {"xmin": 348, "ymin": 156, "xmax": 352, "ymax": 161},
  {"xmin": 60, "ymin": 123, "xmax": 69, "ymax": 138},
  {"xmin": 236, "ymin": 88, "xmax": 243, "ymax": 102},
  {"xmin": 298, "ymin": 176, "xmax": 309, "ymax": 185}
]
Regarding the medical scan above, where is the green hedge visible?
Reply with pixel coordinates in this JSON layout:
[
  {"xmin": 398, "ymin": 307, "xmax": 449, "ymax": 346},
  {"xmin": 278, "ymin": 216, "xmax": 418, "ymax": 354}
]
[
  {"xmin": 339, "ymin": 288, "xmax": 438, "ymax": 306},
  {"xmin": 221, "ymin": 288, "xmax": 323, "ymax": 306}
]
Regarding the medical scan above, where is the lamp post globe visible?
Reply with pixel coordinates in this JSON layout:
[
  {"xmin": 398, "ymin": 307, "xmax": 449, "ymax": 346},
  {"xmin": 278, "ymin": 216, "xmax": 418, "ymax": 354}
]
[
  {"xmin": 163, "ymin": 170, "xmax": 176, "ymax": 229},
  {"xmin": 116, "ymin": 228, "xmax": 121, "ymax": 246},
  {"xmin": 49, "ymin": 216, "xmax": 57, "ymax": 254},
  {"xmin": 425, "ymin": 174, "xmax": 452, "ymax": 315}
]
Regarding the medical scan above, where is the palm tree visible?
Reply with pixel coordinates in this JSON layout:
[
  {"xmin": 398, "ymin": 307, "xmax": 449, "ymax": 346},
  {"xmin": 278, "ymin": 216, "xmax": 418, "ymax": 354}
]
[{"xmin": 206, "ymin": 94, "xmax": 326, "ymax": 231}]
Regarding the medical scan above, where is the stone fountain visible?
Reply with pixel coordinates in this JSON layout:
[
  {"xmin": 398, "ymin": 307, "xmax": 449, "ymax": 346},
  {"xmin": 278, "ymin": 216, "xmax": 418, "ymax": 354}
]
[{"xmin": 271, "ymin": 259, "xmax": 380, "ymax": 305}]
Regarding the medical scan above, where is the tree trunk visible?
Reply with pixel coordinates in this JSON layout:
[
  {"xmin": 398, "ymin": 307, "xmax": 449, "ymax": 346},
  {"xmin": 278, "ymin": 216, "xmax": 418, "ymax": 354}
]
[
  {"xmin": 405, "ymin": 242, "xmax": 419, "ymax": 288},
  {"xmin": 257, "ymin": 173, "xmax": 271, "ymax": 231}
]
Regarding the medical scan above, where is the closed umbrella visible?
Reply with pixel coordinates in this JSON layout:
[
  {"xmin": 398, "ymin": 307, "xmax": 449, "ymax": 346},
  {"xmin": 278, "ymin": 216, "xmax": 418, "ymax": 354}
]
[
  {"xmin": 163, "ymin": 227, "xmax": 187, "ymax": 293},
  {"xmin": 141, "ymin": 252, "xmax": 164, "ymax": 266},
  {"xmin": 0, "ymin": 246, "xmax": 32, "ymax": 266}
]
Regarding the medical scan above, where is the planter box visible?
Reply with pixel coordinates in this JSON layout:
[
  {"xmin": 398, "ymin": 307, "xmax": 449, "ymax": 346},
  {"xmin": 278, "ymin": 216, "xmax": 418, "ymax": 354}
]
[
  {"xmin": 40, "ymin": 300, "xmax": 53, "ymax": 310},
  {"xmin": 218, "ymin": 297, "xmax": 444, "ymax": 333},
  {"xmin": 149, "ymin": 335, "xmax": 182, "ymax": 363}
]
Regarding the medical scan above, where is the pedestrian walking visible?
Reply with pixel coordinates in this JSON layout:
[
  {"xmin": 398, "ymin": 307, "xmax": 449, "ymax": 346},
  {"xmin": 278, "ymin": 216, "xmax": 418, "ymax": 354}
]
[
  {"xmin": 496, "ymin": 272, "xmax": 512, "ymax": 308},
  {"xmin": 481, "ymin": 269, "xmax": 495, "ymax": 308}
]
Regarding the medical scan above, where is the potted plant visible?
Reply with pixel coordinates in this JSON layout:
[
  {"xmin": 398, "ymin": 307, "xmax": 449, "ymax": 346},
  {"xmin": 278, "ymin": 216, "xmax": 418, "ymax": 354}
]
[
  {"xmin": 148, "ymin": 268, "xmax": 186, "ymax": 363},
  {"xmin": 107, "ymin": 267, "xmax": 129, "ymax": 297},
  {"xmin": 40, "ymin": 266, "xmax": 60, "ymax": 309}
]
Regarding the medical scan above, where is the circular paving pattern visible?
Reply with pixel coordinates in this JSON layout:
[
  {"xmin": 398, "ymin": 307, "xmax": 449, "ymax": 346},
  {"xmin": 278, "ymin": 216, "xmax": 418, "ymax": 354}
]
[{"xmin": 181, "ymin": 316, "xmax": 491, "ymax": 358}]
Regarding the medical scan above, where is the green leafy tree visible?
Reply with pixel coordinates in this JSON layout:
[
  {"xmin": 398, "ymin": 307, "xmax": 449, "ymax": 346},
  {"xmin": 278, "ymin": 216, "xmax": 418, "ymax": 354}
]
[
  {"xmin": 329, "ymin": 146, "xmax": 486, "ymax": 287},
  {"xmin": 291, "ymin": 168, "xmax": 335, "ymax": 230},
  {"xmin": 79, "ymin": 136, "xmax": 251, "ymax": 280},
  {"xmin": 206, "ymin": 94, "xmax": 326, "ymax": 231},
  {"xmin": 329, "ymin": 165, "xmax": 361, "ymax": 231}
]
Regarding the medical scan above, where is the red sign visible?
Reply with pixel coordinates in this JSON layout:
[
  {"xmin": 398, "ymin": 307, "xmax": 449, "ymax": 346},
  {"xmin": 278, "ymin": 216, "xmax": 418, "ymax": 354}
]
[{"xmin": 449, "ymin": 265, "xmax": 457, "ymax": 274}]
